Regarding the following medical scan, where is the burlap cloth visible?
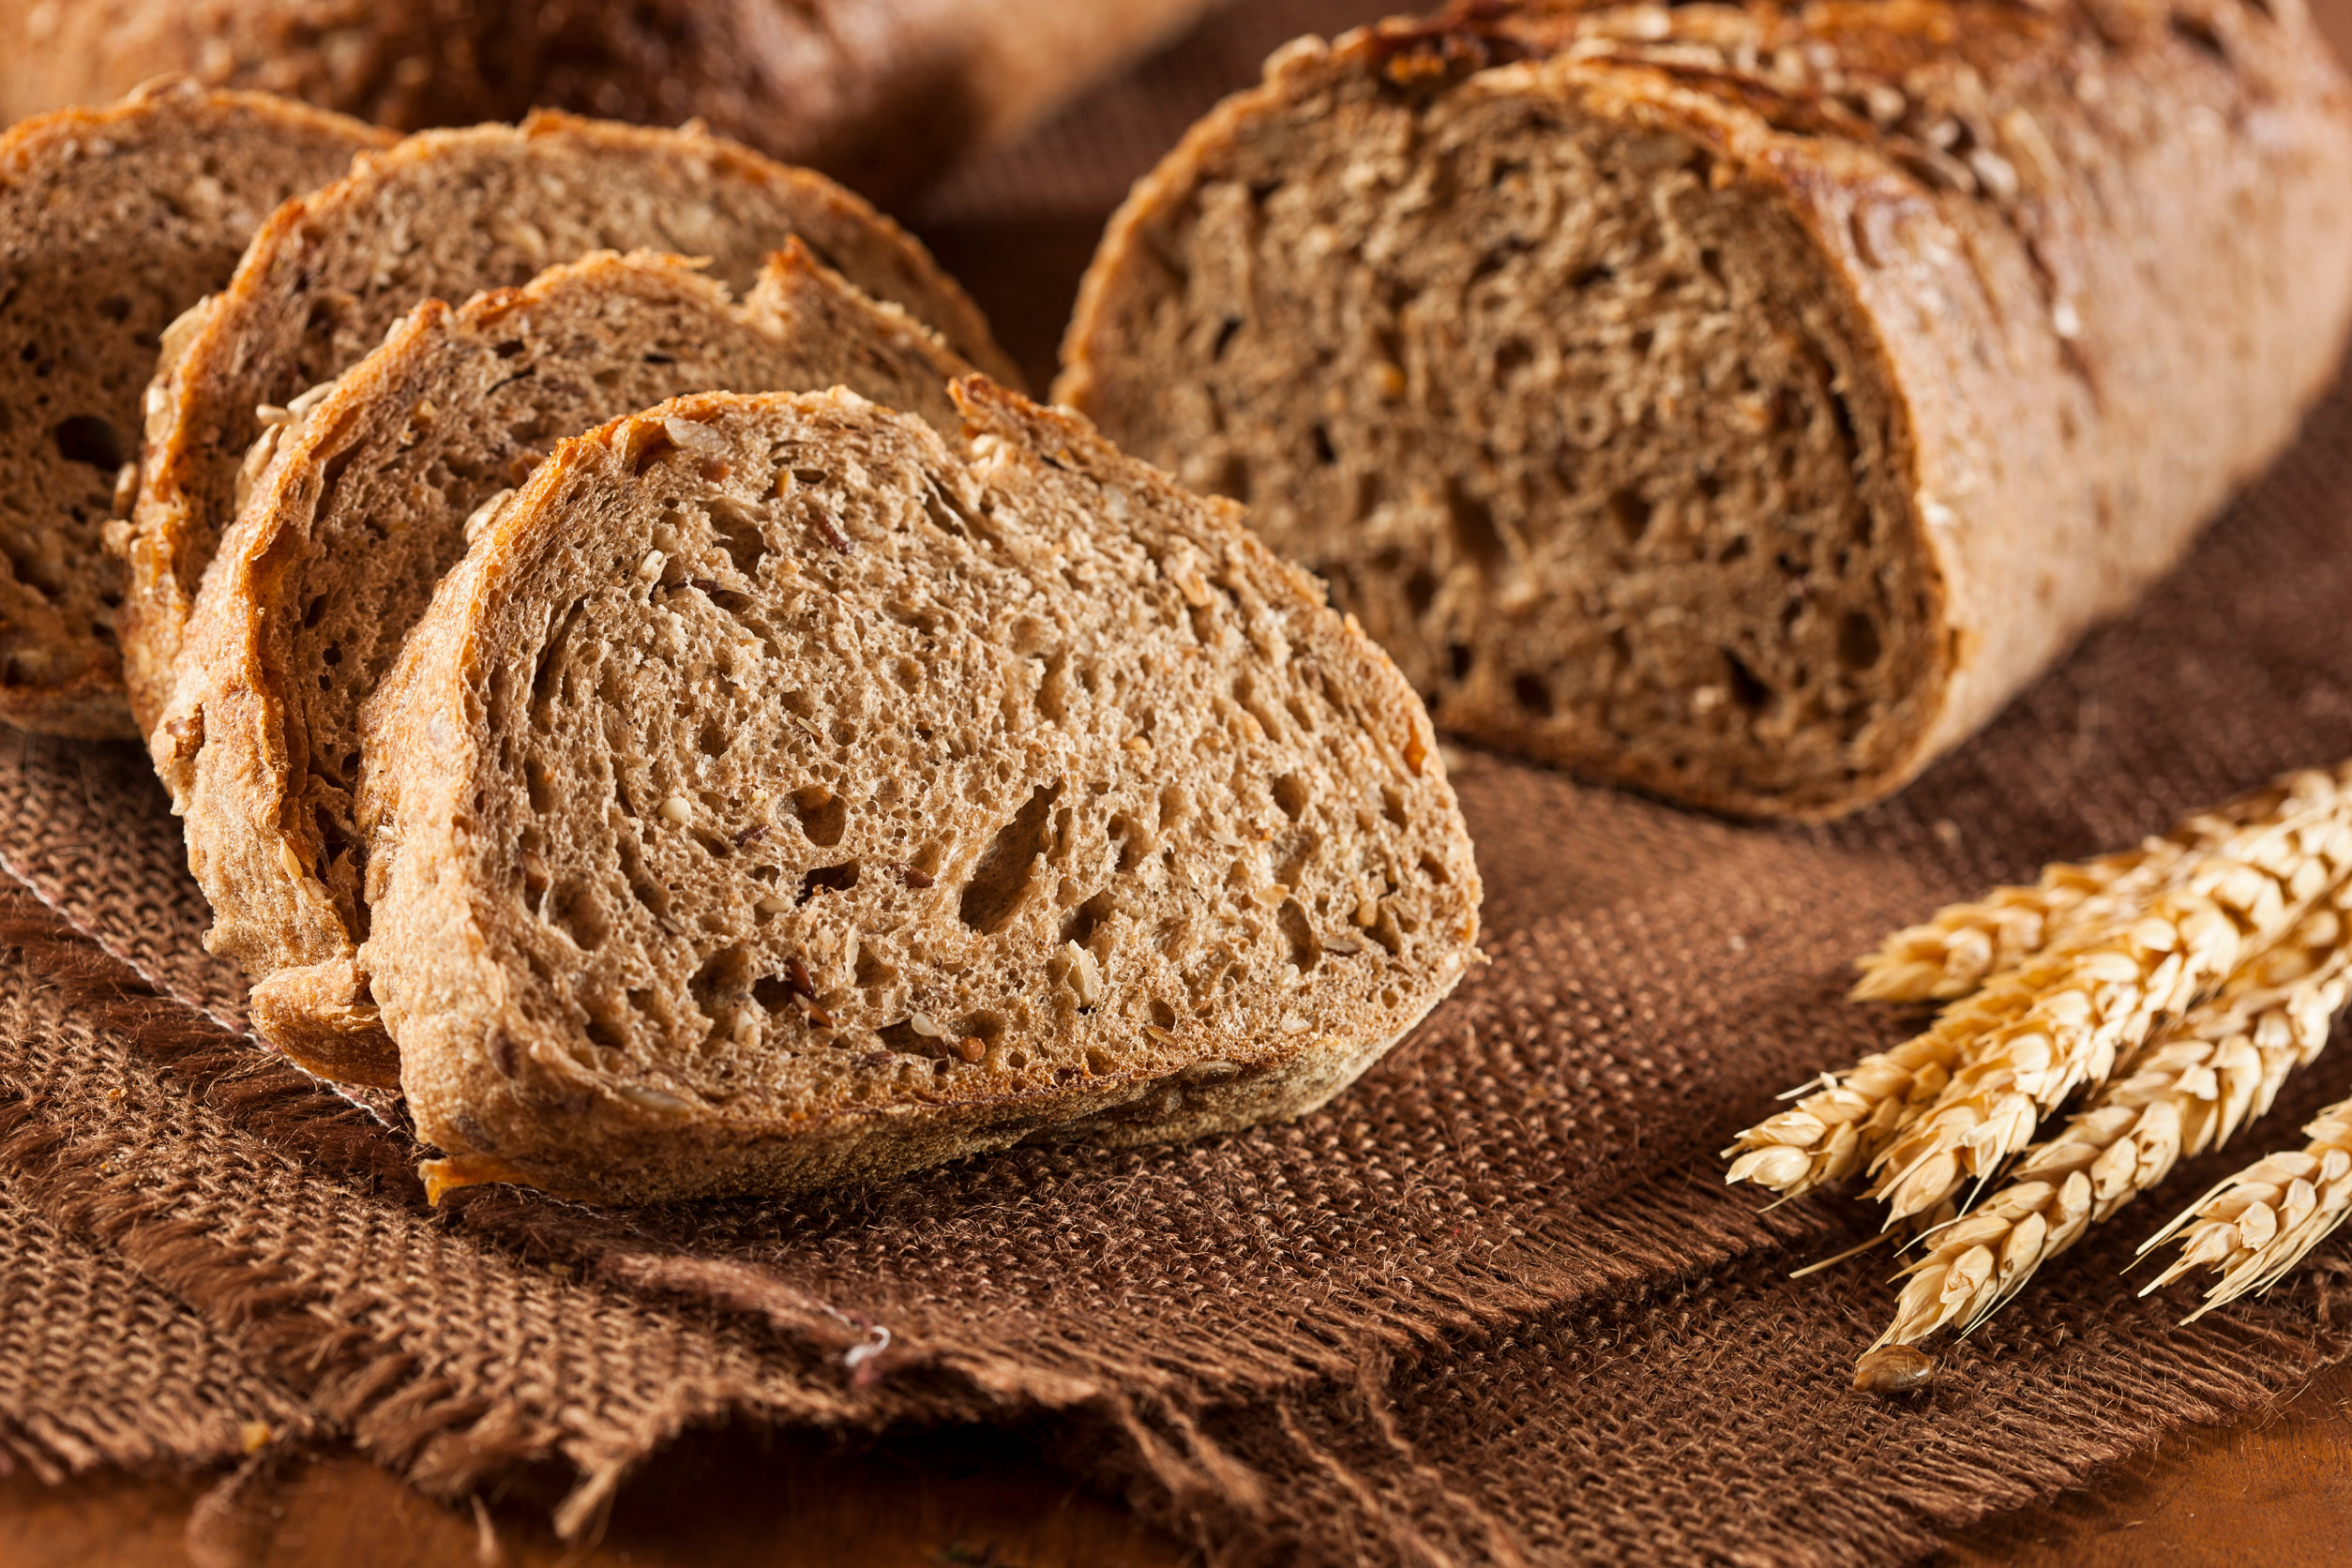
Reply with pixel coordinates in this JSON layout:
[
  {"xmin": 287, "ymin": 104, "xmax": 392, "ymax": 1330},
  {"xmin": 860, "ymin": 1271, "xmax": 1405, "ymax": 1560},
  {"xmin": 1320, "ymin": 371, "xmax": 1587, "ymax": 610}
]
[{"xmin": 8, "ymin": 4, "xmax": 2352, "ymax": 1562}]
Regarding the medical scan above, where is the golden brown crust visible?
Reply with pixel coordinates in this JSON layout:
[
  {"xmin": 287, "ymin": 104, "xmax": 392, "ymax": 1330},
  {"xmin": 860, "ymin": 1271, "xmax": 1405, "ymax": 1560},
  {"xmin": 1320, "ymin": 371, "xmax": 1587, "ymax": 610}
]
[{"xmin": 1058, "ymin": 0, "xmax": 2352, "ymax": 818}]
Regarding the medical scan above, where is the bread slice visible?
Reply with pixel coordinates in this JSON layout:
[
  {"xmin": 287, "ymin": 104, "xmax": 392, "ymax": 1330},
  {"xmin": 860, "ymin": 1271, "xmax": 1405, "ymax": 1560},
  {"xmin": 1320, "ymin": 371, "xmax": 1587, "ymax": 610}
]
[
  {"xmin": 0, "ymin": 79, "xmax": 386, "ymax": 738},
  {"xmin": 163, "ymin": 243, "xmax": 977, "ymax": 1089},
  {"xmin": 1056, "ymin": 3, "xmax": 2352, "ymax": 819},
  {"xmin": 119, "ymin": 110, "xmax": 1018, "ymax": 740},
  {"xmin": 357, "ymin": 379, "xmax": 1482, "ymax": 1201}
]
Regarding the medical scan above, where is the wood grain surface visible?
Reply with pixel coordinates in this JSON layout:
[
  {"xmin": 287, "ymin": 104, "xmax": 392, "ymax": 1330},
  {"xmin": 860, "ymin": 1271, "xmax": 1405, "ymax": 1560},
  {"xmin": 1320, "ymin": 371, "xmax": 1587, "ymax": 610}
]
[{"xmin": 10, "ymin": 2, "xmax": 2352, "ymax": 1564}]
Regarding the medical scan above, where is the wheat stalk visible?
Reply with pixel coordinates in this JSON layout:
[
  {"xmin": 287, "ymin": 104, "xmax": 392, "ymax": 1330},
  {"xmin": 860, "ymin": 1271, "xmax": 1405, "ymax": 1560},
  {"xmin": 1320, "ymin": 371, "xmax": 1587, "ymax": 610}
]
[
  {"xmin": 1853, "ymin": 768, "xmax": 2352, "ymax": 1003},
  {"xmin": 1728, "ymin": 768, "xmax": 2352, "ymax": 1204},
  {"xmin": 1869, "ymin": 896, "xmax": 2352, "ymax": 1349}
]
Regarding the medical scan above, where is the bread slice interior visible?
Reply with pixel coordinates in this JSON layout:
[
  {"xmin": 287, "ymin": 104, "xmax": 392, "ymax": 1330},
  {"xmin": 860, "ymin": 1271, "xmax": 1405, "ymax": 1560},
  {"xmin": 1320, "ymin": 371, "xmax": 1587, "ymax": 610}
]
[
  {"xmin": 0, "ymin": 81, "xmax": 384, "ymax": 736},
  {"xmin": 123, "ymin": 111, "xmax": 1015, "ymax": 734},
  {"xmin": 360, "ymin": 380, "xmax": 1482, "ymax": 1200},
  {"xmin": 1058, "ymin": 55, "xmax": 1933, "ymax": 815},
  {"xmin": 165, "ymin": 243, "xmax": 974, "ymax": 1086}
]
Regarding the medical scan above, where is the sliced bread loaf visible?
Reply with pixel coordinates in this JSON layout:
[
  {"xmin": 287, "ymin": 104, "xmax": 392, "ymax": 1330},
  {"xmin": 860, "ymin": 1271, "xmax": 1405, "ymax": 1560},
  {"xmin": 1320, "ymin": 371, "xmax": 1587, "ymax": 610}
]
[
  {"xmin": 358, "ymin": 379, "xmax": 1481, "ymax": 1201},
  {"xmin": 164, "ymin": 243, "xmax": 977, "ymax": 1088},
  {"xmin": 1056, "ymin": 1, "xmax": 2352, "ymax": 818},
  {"xmin": 0, "ymin": 79, "xmax": 386, "ymax": 737},
  {"xmin": 119, "ymin": 110, "xmax": 1017, "ymax": 739}
]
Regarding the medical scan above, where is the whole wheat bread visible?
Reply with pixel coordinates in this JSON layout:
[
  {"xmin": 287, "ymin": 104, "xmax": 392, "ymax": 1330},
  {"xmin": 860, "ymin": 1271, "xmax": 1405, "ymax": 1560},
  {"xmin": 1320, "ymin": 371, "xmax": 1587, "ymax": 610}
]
[
  {"xmin": 1056, "ymin": 0, "xmax": 2352, "ymax": 819},
  {"xmin": 0, "ymin": 79, "xmax": 385, "ymax": 738},
  {"xmin": 118, "ymin": 110, "xmax": 1018, "ymax": 741},
  {"xmin": 163, "ymin": 243, "xmax": 976, "ymax": 1087},
  {"xmin": 357, "ymin": 379, "xmax": 1482, "ymax": 1201}
]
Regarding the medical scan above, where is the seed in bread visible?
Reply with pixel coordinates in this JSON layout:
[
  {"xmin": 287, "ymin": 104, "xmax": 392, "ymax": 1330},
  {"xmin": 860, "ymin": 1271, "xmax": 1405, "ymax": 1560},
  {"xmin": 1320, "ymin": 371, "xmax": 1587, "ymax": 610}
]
[
  {"xmin": 358, "ymin": 379, "xmax": 1483, "ymax": 1201},
  {"xmin": 1056, "ymin": 0, "xmax": 2352, "ymax": 818},
  {"xmin": 0, "ymin": 80, "xmax": 385, "ymax": 737},
  {"xmin": 164, "ymin": 243, "xmax": 977, "ymax": 1088},
  {"xmin": 119, "ymin": 110, "xmax": 1018, "ymax": 739}
]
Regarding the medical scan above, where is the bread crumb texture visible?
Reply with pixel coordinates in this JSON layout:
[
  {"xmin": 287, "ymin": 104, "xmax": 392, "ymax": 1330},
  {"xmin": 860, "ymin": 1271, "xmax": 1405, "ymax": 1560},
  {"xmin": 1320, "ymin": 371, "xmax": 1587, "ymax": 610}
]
[
  {"xmin": 0, "ymin": 81, "xmax": 382, "ymax": 736},
  {"xmin": 161, "ymin": 243, "xmax": 974, "ymax": 1085},
  {"xmin": 359, "ymin": 380, "xmax": 1482, "ymax": 1201}
]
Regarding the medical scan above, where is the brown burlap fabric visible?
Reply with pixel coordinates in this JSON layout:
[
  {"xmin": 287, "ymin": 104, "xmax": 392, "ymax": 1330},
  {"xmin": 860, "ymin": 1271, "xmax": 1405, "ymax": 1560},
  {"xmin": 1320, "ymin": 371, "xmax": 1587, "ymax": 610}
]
[{"xmin": 8, "ymin": 3, "xmax": 2352, "ymax": 1562}]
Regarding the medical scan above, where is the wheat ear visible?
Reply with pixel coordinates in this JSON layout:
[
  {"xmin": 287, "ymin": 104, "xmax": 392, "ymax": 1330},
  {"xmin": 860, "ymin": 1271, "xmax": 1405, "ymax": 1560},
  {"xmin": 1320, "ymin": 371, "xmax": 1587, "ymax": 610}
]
[
  {"xmin": 1853, "ymin": 767, "xmax": 2352, "ymax": 1003},
  {"xmin": 1870, "ymin": 896, "xmax": 2352, "ymax": 1348},
  {"xmin": 1851, "ymin": 845, "xmax": 2179, "ymax": 1003},
  {"xmin": 1867, "ymin": 828, "xmax": 2351, "ymax": 1225},
  {"xmin": 1729, "ymin": 769, "xmax": 2352, "ymax": 1202},
  {"xmin": 2138, "ymin": 1104, "xmax": 2352, "ymax": 1317}
]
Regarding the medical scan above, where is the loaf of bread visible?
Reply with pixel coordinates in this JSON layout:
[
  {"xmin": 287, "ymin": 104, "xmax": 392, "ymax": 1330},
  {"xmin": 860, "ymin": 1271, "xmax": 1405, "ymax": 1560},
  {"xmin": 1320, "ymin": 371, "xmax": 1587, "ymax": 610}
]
[
  {"xmin": 1058, "ymin": 0, "xmax": 2352, "ymax": 819},
  {"xmin": 120, "ymin": 111, "xmax": 1016, "ymax": 743},
  {"xmin": 161, "ymin": 243, "xmax": 975, "ymax": 1088},
  {"xmin": 0, "ymin": 80, "xmax": 384, "ymax": 738},
  {"xmin": 0, "ymin": 0, "xmax": 1222, "ymax": 204},
  {"xmin": 357, "ymin": 379, "xmax": 1481, "ymax": 1201}
]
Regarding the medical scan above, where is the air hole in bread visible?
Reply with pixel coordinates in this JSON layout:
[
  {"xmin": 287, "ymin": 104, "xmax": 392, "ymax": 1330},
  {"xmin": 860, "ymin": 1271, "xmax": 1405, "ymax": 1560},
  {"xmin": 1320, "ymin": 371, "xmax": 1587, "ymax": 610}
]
[
  {"xmin": 52, "ymin": 414, "xmax": 128, "ymax": 471},
  {"xmin": 1108, "ymin": 812, "xmax": 1149, "ymax": 873},
  {"xmin": 1606, "ymin": 487, "xmax": 1652, "ymax": 545},
  {"xmin": 959, "ymin": 783, "xmax": 1058, "ymax": 934},
  {"xmin": 1232, "ymin": 672, "xmax": 1284, "ymax": 740},
  {"xmin": 531, "ymin": 601, "xmax": 587, "ymax": 729},
  {"xmin": 1837, "ymin": 611, "xmax": 1883, "ymax": 670},
  {"xmin": 615, "ymin": 830, "xmax": 670, "ymax": 917},
  {"xmin": 688, "ymin": 943, "xmax": 751, "ymax": 1032},
  {"xmin": 790, "ymin": 785, "xmax": 844, "ymax": 846},
  {"xmin": 1214, "ymin": 455, "xmax": 1252, "ymax": 504},
  {"xmin": 1037, "ymin": 651, "xmax": 1072, "ymax": 723},
  {"xmin": 548, "ymin": 875, "xmax": 609, "ymax": 951},
  {"xmin": 1512, "ymin": 673, "xmax": 1554, "ymax": 717},
  {"xmin": 1277, "ymin": 899, "xmax": 1320, "ymax": 974},
  {"xmin": 705, "ymin": 496, "xmax": 768, "ymax": 578},
  {"xmin": 1723, "ymin": 651, "xmax": 1770, "ymax": 712},
  {"xmin": 853, "ymin": 943, "xmax": 897, "ymax": 989},
  {"xmin": 798, "ymin": 860, "xmax": 860, "ymax": 903},
  {"xmin": 1272, "ymin": 773, "xmax": 1309, "ymax": 820},
  {"xmin": 1063, "ymin": 888, "xmax": 1116, "ymax": 947}
]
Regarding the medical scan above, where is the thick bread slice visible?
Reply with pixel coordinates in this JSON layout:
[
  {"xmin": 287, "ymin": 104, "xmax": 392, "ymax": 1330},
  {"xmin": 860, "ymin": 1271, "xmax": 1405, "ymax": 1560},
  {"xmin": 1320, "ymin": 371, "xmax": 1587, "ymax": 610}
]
[
  {"xmin": 358, "ymin": 379, "xmax": 1482, "ymax": 1202},
  {"xmin": 0, "ymin": 80, "xmax": 385, "ymax": 738},
  {"xmin": 165, "ymin": 243, "xmax": 976, "ymax": 1088},
  {"xmin": 121, "ymin": 111, "xmax": 1018, "ymax": 741},
  {"xmin": 1056, "ymin": 1, "xmax": 2352, "ymax": 819}
]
